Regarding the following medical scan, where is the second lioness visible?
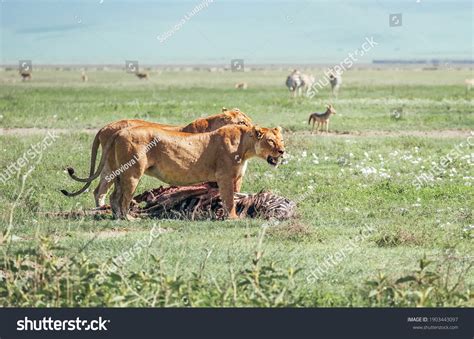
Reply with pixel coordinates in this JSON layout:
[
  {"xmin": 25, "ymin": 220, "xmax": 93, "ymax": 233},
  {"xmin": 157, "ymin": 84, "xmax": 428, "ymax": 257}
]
[
  {"xmin": 69, "ymin": 108, "xmax": 252, "ymax": 207},
  {"xmin": 109, "ymin": 124, "xmax": 285, "ymax": 220}
]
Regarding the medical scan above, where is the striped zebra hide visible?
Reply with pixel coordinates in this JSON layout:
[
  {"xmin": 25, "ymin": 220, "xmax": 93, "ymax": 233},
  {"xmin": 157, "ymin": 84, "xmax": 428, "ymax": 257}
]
[
  {"xmin": 47, "ymin": 183, "xmax": 296, "ymax": 221},
  {"xmin": 132, "ymin": 182, "xmax": 296, "ymax": 221}
]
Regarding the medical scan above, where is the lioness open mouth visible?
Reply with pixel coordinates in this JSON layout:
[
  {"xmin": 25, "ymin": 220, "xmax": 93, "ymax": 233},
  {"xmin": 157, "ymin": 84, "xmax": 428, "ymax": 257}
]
[{"xmin": 267, "ymin": 155, "xmax": 279, "ymax": 166}]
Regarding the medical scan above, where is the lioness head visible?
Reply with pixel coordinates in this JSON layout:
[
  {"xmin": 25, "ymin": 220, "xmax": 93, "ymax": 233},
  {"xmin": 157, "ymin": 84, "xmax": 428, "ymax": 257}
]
[
  {"xmin": 253, "ymin": 126, "xmax": 285, "ymax": 166},
  {"xmin": 221, "ymin": 107, "xmax": 252, "ymax": 127}
]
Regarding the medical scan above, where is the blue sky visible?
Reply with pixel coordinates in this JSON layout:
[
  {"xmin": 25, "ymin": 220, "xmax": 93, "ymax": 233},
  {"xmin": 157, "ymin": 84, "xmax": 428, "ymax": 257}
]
[{"xmin": 0, "ymin": 0, "xmax": 472, "ymax": 64}]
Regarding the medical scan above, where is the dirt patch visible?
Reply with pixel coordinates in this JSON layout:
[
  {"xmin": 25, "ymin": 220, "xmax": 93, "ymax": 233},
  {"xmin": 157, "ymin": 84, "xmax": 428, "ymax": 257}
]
[
  {"xmin": 295, "ymin": 129, "xmax": 471, "ymax": 138},
  {"xmin": 93, "ymin": 230, "xmax": 131, "ymax": 239},
  {"xmin": 266, "ymin": 220, "xmax": 315, "ymax": 241},
  {"xmin": 0, "ymin": 128, "xmax": 97, "ymax": 137}
]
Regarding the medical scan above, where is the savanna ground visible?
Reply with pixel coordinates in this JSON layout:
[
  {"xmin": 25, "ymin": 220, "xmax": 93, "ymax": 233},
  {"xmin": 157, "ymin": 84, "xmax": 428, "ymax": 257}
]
[{"xmin": 0, "ymin": 68, "xmax": 473, "ymax": 307}]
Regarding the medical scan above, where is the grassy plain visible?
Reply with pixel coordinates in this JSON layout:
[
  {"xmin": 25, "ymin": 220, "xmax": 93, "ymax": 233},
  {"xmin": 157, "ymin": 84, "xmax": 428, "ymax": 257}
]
[{"xmin": 0, "ymin": 68, "xmax": 472, "ymax": 306}]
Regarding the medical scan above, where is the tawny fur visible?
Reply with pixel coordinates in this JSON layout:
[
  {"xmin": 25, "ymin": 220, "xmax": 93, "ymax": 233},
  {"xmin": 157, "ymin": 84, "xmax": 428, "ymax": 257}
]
[
  {"xmin": 63, "ymin": 124, "xmax": 284, "ymax": 220},
  {"xmin": 110, "ymin": 125, "xmax": 284, "ymax": 219},
  {"xmin": 64, "ymin": 108, "xmax": 252, "ymax": 207},
  {"xmin": 235, "ymin": 82, "xmax": 248, "ymax": 89}
]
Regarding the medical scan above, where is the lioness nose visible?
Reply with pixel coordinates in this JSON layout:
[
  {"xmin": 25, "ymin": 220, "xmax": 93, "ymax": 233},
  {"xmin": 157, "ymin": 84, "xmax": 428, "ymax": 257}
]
[{"xmin": 278, "ymin": 149, "xmax": 285, "ymax": 155}]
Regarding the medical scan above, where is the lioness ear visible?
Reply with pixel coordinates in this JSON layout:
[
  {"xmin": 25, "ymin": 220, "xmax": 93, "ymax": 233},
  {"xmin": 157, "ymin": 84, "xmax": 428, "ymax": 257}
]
[
  {"xmin": 274, "ymin": 126, "xmax": 282, "ymax": 133},
  {"xmin": 221, "ymin": 107, "xmax": 228, "ymax": 113},
  {"xmin": 254, "ymin": 126, "xmax": 264, "ymax": 139}
]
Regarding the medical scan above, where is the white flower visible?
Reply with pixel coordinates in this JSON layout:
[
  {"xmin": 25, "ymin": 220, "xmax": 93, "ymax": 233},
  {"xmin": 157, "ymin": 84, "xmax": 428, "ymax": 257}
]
[{"xmin": 361, "ymin": 167, "xmax": 377, "ymax": 176}]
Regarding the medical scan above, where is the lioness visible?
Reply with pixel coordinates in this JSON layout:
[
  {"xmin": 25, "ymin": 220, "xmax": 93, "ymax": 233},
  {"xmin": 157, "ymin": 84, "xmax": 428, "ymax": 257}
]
[
  {"xmin": 65, "ymin": 108, "xmax": 252, "ymax": 207},
  {"xmin": 62, "ymin": 124, "xmax": 284, "ymax": 220}
]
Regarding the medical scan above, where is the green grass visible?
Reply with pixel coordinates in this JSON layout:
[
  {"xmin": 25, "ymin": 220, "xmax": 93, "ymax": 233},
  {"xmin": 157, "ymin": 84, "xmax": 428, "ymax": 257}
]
[{"xmin": 0, "ymin": 69, "xmax": 473, "ymax": 306}]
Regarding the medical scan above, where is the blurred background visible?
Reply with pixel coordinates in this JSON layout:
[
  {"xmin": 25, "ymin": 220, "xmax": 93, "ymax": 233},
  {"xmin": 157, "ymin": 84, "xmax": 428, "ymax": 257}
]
[{"xmin": 1, "ymin": 0, "xmax": 472, "ymax": 65}]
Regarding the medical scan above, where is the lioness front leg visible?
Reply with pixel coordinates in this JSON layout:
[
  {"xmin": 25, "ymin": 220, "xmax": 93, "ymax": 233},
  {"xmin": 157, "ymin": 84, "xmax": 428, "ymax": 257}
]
[
  {"xmin": 217, "ymin": 176, "xmax": 238, "ymax": 219},
  {"xmin": 234, "ymin": 176, "xmax": 243, "ymax": 192},
  {"xmin": 119, "ymin": 176, "xmax": 140, "ymax": 220},
  {"xmin": 110, "ymin": 177, "xmax": 123, "ymax": 219}
]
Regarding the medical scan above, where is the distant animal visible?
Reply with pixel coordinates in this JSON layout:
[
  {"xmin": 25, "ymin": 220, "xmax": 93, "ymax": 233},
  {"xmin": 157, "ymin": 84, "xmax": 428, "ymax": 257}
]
[
  {"xmin": 235, "ymin": 82, "xmax": 248, "ymax": 89},
  {"xmin": 136, "ymin": 72, "xmax": 149, "ymax": 80},
  {"xmin": 81, "ymin": 71, "xmax": 88, "ymax": 82},
  {"xmin": 465, "ymin": 79, "xmax": 474, "ymax": 90},
  {"xmin": 308, "ymin": 104, "xmax": 337, "ymax": 133},
  {"xmin": 329, "ymin": 73, "xmax": 342, "ymax": 96},
  {"xmin": 20, "ymin": 71, "xmax": 32, "ymax": 81},
  {"xmin": 286, "ymin": 69, "xmax": 314, "ymax": 97}
]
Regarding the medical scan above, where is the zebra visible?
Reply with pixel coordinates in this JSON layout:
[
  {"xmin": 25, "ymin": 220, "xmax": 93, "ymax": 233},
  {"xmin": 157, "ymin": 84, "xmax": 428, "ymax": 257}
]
[
  {"xmin": 329, "ymin": 73, "xmax": 342, "ymax": 96},
  {"xmin": 286, "ymin": 69, "xmax": 314, "ymax": 97}
]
